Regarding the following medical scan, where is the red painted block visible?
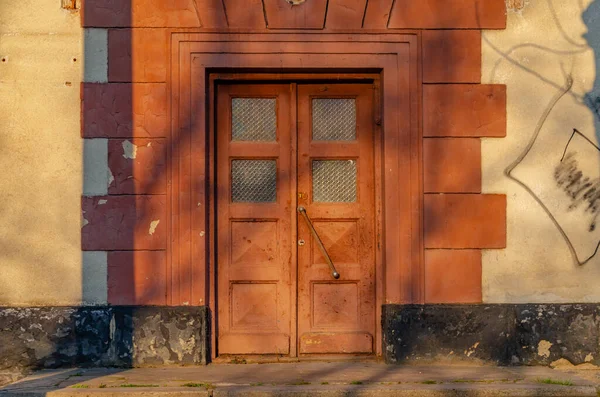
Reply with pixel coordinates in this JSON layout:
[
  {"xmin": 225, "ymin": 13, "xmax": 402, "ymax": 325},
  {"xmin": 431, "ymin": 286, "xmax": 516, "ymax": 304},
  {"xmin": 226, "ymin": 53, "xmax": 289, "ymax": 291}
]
[
  {"xmin": 108, "ymin": 139, "xmax": 167, "ymax": 195},
  {"xmin": 424, "ymin": 138, "xmax": 481, "ymax": 193},
  {"xmin": 222, "ymin": 0, "xmax": 266, "ymax": 28},
  {"xmin": 108, "ymin": 29, "xmax": 168, "ymax": 83},
  {"xmin": 389, "ymin": 0, "xmax": 506, "ymax": 29},
  {"xmin": 422, "ymin": 30, "xmax": 481, "ymax": 83},
  {"xmin": 326, "ymin": 0, "xmax": 367, "ymax": 29},
  {"xmin": 362, "ymin": 0, "xmax": 394, "ymax": 28},
  {"xmin": 81, "ymin": 195, "xmax": 167, "ymax": 250},
  {"xmin": 425, "ymin": 249, "xmax": 482, "ymax": 303},
  {"xmin": 424, "ymin": 84, "xmax": 506, "ymax": 138},
  {"xmin": 424, "ymin": 194, "xmax": 506, "ymax": 248},
  {"xmin": 108, "ymin": 251, "xmax": 167, "ymax": 305},
  {"xmin": 264, "ymin": 0, "xmax": 328, "ymax": 29},
  {"xmin": 82, "ymin": 83, "xmax": 168, "ymax": 138},
  {"xmin": 82, "ymin": 0, "xmax": 200, "ymax": 27}
]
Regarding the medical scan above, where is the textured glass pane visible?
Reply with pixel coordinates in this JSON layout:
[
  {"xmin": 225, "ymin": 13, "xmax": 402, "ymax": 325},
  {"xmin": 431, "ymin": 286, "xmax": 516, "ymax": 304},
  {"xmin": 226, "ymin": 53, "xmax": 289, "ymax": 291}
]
[
  {"xmin": 312, "ymin": 99, "xmax": 356, "ymax": 141},
  {"xmin": 232, "ymin": 160, "xmax": 277, "ymax": 203},
  {"xmin": 312, "ymin": 160, "xmax": 357, "ymax": 203},
  {"xmin": 231, "ymin": 98, "xmax": 276, "ymax": 141}
]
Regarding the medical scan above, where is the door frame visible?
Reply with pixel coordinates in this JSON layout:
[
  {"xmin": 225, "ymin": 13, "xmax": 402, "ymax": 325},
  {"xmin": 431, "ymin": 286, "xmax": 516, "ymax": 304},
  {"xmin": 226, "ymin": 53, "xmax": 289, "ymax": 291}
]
[
  {"xmin": 169, "ymin": 33, "xmax": 423, "ymax": 361},
  {"xmin": 212, "ymin": 78, "xmax": 382, "ymax": 359}
]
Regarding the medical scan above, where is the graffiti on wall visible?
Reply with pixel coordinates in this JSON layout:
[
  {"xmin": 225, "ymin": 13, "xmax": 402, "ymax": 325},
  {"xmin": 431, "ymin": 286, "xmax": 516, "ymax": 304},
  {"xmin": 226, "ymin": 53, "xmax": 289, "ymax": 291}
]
[{"xmin": 485, "ymin": 0, "xmax": 600, "ymax": 265}]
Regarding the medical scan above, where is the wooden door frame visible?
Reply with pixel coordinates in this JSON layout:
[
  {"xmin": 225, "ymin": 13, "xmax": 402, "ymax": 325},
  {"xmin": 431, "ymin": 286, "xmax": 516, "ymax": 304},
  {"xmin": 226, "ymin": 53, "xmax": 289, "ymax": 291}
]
[{"xmin": 169, "ymin": 32, "xmax": 423, "ymax": 360}]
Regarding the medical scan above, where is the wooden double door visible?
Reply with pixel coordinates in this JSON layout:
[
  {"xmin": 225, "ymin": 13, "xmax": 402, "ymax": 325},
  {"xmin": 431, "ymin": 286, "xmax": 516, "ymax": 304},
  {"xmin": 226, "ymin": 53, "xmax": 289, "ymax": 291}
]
[{"xmin": 216, "ymin": 82, "xmax": 377, "ymax": 357}]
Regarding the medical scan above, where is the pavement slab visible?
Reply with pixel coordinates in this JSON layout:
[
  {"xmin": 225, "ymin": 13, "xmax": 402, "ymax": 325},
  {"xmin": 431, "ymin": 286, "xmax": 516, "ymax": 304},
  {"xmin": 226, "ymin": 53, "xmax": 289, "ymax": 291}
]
[{"xmin": 1, "ymin": 363, "xmax": 598, "ymax": 397}]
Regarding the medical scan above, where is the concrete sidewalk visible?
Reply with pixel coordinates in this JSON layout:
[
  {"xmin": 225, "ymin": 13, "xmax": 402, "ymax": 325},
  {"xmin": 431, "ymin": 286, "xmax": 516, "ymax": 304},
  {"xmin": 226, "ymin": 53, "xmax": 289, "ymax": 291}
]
[{"xmin": 1, "ymin": 362, "xmax": 599, "ymax": 396}]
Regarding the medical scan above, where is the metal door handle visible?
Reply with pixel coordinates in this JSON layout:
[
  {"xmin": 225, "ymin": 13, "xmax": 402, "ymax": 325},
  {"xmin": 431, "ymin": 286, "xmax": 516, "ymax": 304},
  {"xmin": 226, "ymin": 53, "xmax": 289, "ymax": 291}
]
[{"xmin": 297, "ymin": 206, "xmax": 340, "ymax": 279}]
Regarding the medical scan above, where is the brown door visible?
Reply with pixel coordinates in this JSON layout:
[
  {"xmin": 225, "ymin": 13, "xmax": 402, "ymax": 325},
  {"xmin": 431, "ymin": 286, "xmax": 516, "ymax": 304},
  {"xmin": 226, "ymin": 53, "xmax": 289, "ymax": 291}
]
[{"xmin": 216, "ymin": 82, "xmax": 376, "ymax": 356}]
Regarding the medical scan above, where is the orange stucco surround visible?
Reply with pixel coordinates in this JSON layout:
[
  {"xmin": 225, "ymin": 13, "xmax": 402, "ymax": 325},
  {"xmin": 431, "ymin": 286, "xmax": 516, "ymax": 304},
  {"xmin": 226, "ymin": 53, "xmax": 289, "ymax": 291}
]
[
  {"xmin": 81, "ymin": 2, "xmax": 507, "ymax": 326},
  {"xmin": 168, "ymin": 33, "xmax": 421, "ymax": 356}
]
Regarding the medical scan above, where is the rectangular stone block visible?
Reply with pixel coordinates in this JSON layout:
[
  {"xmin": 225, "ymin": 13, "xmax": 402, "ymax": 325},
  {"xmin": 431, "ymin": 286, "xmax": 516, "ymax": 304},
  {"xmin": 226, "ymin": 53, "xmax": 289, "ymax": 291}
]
[
  {"xmin": 108, "ymin": 251, "xmax": 167, "ymax": 305},
  {"xmin": 222, "ymin": 0, "xmax": 266, "ymax": 28},
  {"xmin": 362, "ymin": 0, "xmax": 394, "ymax": 28},
  {"xmin": 422, "ymin": 30, "xmax": 481, "ymax": 83},
  {"xmin": 326, "ymin": 0, "xmax": 367, "ymax": 29},
  {"xmin": 82, "ymin": 83, "xmax": 168, "ymax": 138},
  {"xmin": 424, "ymin": 138, "xmax": 481, "ymax": 193},
  {"xmin": 424, "ymin": 249, "xmax": 482, "ymax": 303},
  {"xmin": 108, "ymin": 29, "xmax": 168, "ymax": 83},
  {"xmin": 81, "ymin": 195, "xmax": 166, "ymax": 250},
  {"xmin": 82, "ymin": 0, "xmax": 200, "ymax": 27},
  {"xmin": 108, "ymin": 139, "xmax": 167, "ymax": 195},
  {"xmin": 424, "ymin": 194, "xmax": 506, "ymax": 248},
  {"xmin": 264, "ymin": 0, "xmax": 327, "ymax": 29},
  {"xmin": 388, "ymin": 0, "xmax": 506, "ymax": 29},
  {"xmin": 424, "ymin": 84, "xmax": 506, "ymax": 137},
  {"xmin": 515, "ymin": 305, "xmax": 600, "ymax": 366},
  {"xmin": 382, "ymin": 305, "xmax": 516, "ymax": 364},
  {"xmin": 0, "ymin": 307, "xmax": 209, "ymax": 372}
]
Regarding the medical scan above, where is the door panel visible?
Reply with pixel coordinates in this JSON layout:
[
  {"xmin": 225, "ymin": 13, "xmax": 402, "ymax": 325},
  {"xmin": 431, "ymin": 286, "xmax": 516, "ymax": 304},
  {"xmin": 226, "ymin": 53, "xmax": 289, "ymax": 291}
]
[
  {"xmin": 297, "ymin": 84, "xmax": 376, "ymax": 355},
  {"xmin": 217, "ymin": 84, "xmax": 293, "ymax": 355}
]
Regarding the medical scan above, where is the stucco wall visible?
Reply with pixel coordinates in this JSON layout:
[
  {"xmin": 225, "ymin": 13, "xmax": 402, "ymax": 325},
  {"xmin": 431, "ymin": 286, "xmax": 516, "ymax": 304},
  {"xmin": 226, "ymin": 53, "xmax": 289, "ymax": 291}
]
[
  {"xmin": 0, "ymin": 1, "xmax": 105, "ymax": 305},
  {"xmin": 482, "ymin": 0, "xmax": 600, "ymax": 302}
]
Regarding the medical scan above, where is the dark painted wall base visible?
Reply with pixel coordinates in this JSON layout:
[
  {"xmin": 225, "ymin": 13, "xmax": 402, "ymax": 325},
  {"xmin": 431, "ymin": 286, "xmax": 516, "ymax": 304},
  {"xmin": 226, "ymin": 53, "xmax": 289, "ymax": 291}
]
[
  {"xmin": 0, "ymin": 306, "xmax": 209, "ymax": 378},
  {"xmin": 383, "ymin": 304, "xmax": 600, "ymax": 366},
  {"xmin": 3, "ymin": 304, "xmax": 599, "ymax": 378}
]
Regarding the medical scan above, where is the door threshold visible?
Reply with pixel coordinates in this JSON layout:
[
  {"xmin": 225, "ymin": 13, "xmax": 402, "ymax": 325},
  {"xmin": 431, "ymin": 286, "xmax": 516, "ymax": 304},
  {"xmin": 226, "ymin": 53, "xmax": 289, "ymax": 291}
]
[{"xmin": 212, "ymin": 355, "xmax": 379, "ymax": 364}]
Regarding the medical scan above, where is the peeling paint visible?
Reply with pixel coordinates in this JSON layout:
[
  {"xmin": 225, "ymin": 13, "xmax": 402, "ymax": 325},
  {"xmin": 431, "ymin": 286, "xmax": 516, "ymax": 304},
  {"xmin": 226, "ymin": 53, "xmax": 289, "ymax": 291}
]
[
  {"xmin": 122, "ymin": 140, "xmax": 137, "ymax": 159},
  {"xmin": 465, "ymin": 342, "xmax": 480, "ymax": 357},
  {"xmin": 537, "ymin": 340, "xmax": 553, "ymax": 358},
  {"xmin": 199, "ymin": 231, "xmax": 205, "ymax": 237},
  {"xmin": 98, "ymin": 199, "xmax": 107, "ymax": 205},
  {"xmin": 585, "ymin": 353, "xmax": 594, "ymax": 362},
  {"xmin": 148, "ymin": 220, "xmax": 160, "ymax": 235},
  {"xmin": 81, "ymin": 210, "xmax": 89, "ymax": 228}
]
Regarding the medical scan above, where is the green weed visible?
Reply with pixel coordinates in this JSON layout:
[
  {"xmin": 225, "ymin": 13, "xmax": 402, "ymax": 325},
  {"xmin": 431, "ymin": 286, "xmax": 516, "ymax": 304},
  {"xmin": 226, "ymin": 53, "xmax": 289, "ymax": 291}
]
[{"xmin": 537, "ymin": 378, "xmax": 574, "ymax": 386}]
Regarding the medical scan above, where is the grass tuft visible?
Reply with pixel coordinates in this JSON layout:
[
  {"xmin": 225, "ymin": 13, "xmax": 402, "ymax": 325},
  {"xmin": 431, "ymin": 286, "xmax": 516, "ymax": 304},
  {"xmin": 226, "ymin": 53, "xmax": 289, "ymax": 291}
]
[
  {"xmin": 98, "ymin": 384, "xmax": 107, "ymax": 389},
  {"xmin": 421, "ymin": 380, "xmax": 438, "ymax": 385},
  {"xmin": 119, "ymin": 384, "xmax": 160, "ymax": 388},
  {"xmin": 250, "ymin": 383, "xmax": 263, "ymax": 387},
  {"xmin": 537, "ymin": 378, "xmax": 574, "ymax": 386},
  {"xmin": 350, "ymin": 381, "xmax": 363, "ymax": 385},
  {"xmin": 321, "ymin": 382, "xmax": 329, "ymax": 385},
  {"xmin": 182, "ymin": 382, "xmax": 215, "ymax": 389},
  {"xmin": 71, "ymin": 384, "xmax": 89, "ymax": 389}
]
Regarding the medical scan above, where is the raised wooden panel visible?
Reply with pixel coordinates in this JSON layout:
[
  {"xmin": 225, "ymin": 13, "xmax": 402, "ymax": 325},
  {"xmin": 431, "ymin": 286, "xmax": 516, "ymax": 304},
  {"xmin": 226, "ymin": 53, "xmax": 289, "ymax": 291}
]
[
  {"xmin": 312, "ymin": 221, "xmax": 359, "ymax": 265},
  {"xmin": 220, "ymin": 334, "xmax": 289, "ymax": 354},
  {"xmin": 312, "ymin": 282, "xmax": 359, "ymax": 328},
  {"xmin": 263, "ymin": 0, "xmax": 327, "ymax": 29},
  {"xmin": 300, "ymin": 332, "xmax": 372, "ymax": 353},
  {"xmin": 231, "ymin": 221, "xmax": 278, "ymax": 266},
  {"xmin": 231, "ymin": 283, "xmax": 278, "ymax": 329}
]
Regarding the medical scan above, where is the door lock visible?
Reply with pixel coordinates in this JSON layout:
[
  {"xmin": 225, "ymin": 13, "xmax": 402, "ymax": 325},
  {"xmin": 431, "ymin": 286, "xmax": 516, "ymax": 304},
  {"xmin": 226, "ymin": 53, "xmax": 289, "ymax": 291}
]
[
  {"xmin": 298, "ymin": 239, "xmax": 305, "ymax": 246},
  {"xmin": 298, "ymin": 192, "xmax": 308, "ymax": 200}
]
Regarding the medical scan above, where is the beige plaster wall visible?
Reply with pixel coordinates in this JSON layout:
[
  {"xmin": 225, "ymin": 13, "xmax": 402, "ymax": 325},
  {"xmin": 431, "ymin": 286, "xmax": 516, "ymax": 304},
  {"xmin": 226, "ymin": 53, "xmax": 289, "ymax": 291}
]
[
  {"xmin": 0, "ymin": 1, "xmax": 105, "ymax": 305},
  {"xmin": 482, "ymin": 0, "xmax": 600, "ymax": 302}
]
